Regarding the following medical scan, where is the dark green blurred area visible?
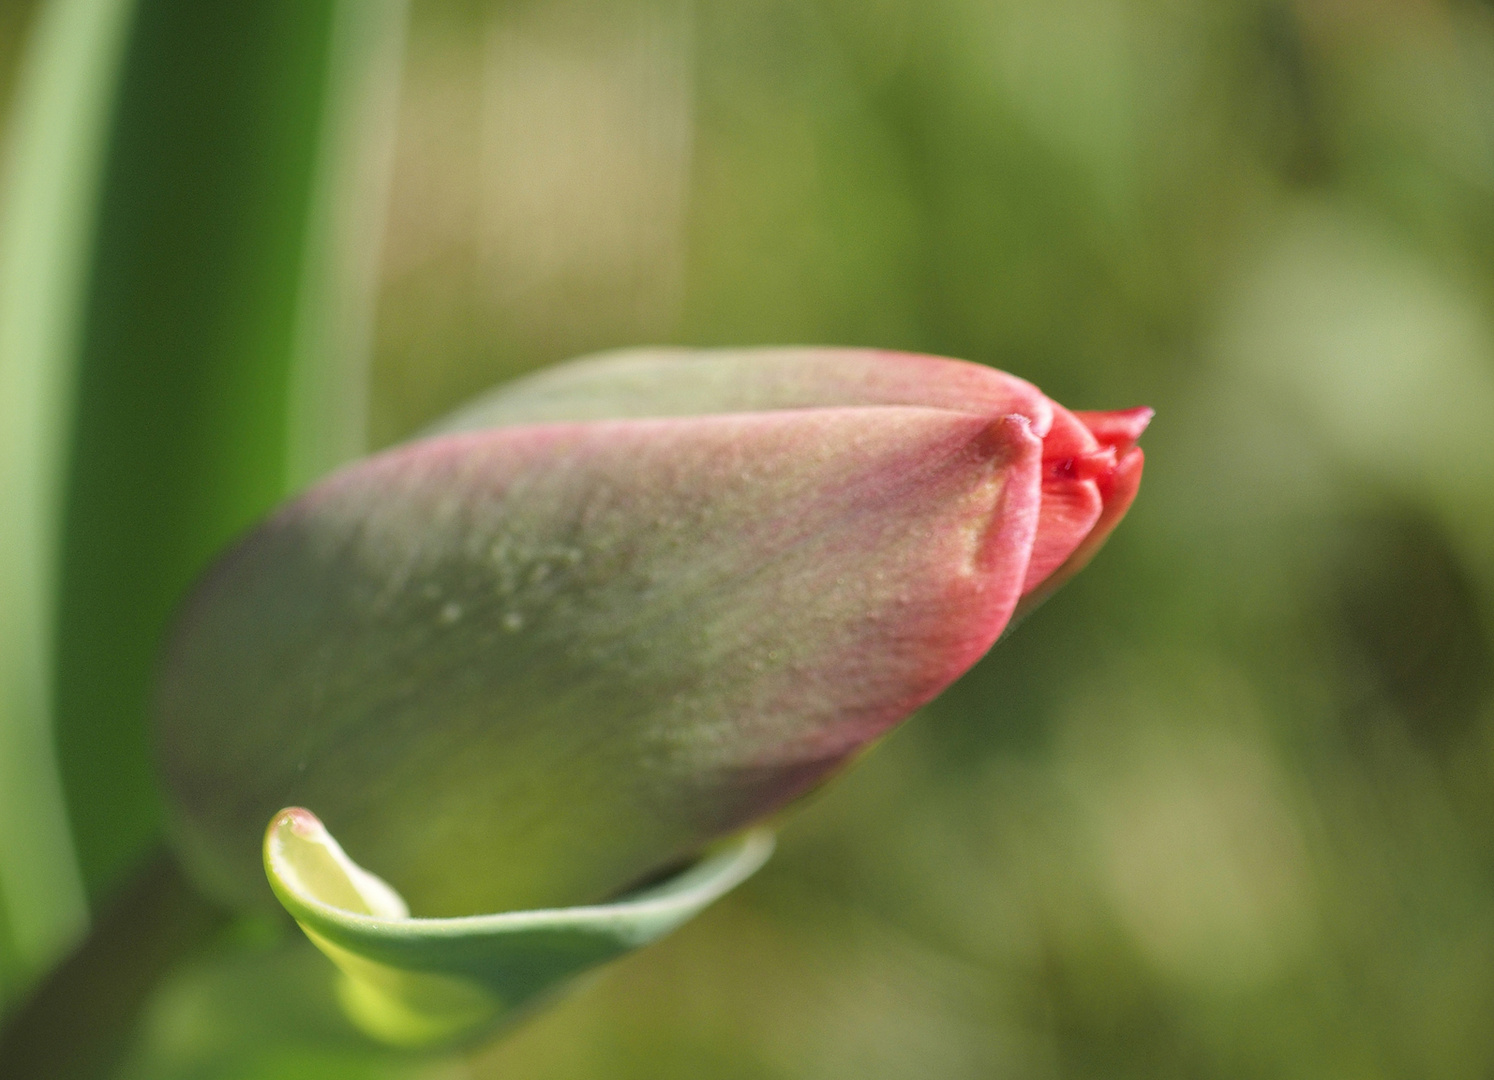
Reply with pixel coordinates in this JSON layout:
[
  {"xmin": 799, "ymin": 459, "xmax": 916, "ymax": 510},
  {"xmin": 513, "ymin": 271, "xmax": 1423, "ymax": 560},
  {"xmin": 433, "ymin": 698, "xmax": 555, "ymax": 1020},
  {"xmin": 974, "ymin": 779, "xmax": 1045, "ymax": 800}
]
[{"xmin": 12, "ymin": 0, "xmax": 1494, "ymax": 1076}]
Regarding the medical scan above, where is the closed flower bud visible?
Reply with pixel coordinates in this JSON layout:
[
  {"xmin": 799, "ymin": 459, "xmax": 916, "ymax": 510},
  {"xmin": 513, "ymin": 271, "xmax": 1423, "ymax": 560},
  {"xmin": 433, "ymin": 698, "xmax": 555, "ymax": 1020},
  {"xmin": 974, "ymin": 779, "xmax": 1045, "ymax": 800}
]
[{"xmin": 153, "ymin": 347, "xmax": 1149, "ymax": 1044}]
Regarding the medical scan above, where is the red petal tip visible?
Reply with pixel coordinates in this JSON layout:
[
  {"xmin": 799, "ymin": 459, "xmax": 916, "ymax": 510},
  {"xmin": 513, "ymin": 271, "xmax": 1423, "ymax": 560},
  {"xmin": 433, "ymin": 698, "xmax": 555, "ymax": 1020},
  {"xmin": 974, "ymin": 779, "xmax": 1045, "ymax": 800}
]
[
  {"xmin": 1048, "ymin": 446, "xmax": 1117, "ymax": 483},
  {"xmin": 1075, "ymin": 406, "xmax": 1154, "ymax": 450}
]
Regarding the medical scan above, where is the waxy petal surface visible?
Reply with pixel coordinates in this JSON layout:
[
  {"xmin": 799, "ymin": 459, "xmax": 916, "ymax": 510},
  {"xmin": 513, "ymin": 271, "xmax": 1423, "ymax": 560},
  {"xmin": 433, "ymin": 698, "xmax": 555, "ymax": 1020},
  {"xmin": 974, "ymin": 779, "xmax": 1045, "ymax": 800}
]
[
  {"xmin": 1022, "ymin": 475, "xmax": 1103, "ymax": 594},
  {"xmin": 446, "ymin": 349, "xmax": 1147, "ymax": 605},
  {"xmin": 435, "ymin": 347, "xmax": 1057, "ymax": 436},
  {"xmin": 1012, "ymin": 444, "xmax": 1147, "ymax": 623},
  {"xmin": 1075, "ymin": 406, "xmax": 1154, "ymax": 449},
  {"xmin": 157, "ymin": 407, "xmax": 1042, "ymax": 916},
  {"xmin": 1019, "ymin": 404, "xmax": 1153, "ymax": 601}
]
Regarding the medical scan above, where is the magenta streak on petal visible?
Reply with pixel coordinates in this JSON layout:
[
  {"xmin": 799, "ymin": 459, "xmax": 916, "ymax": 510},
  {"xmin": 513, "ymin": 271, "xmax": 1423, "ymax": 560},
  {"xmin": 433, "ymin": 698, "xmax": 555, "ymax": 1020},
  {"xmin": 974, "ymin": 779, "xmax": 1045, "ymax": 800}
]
[
  {"xmin": 1011, "ymin": 444, "xmax": 1146, "ymax": 624},
  {"xmin": 1048, "ymin": 447, "xmax": 1117, "ymax": 482},
  {"xmin": 1073, "ymin": 407, "xmax": 1152, "ymax": 571}
]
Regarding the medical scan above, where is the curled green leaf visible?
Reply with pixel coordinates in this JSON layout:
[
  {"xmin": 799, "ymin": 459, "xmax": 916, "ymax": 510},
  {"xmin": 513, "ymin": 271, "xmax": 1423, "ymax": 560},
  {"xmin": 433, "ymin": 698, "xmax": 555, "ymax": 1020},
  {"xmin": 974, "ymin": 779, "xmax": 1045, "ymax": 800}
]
[{"xmin": 264, "ymin": 807, "xmax": 773, "ymax": 1048}]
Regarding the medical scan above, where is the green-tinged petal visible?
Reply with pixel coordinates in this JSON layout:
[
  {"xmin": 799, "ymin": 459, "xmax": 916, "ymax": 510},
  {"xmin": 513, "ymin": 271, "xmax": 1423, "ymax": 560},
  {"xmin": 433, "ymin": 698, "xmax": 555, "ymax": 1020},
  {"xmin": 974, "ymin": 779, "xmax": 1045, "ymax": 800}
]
[
  {"xmin": 157, "ymin": 405, "xmax": 1042, "ymax": 915},
  {"xmin": 264, "ymin": 808, "xmax": 772, "ymax": 1048},
  {"xmin": 439, "ymin": 345, "xmax": 1151, "ymax": 615},
  {"xmin": 432, "ymin": 346, "xmax": 1057, "ymax": 435}
]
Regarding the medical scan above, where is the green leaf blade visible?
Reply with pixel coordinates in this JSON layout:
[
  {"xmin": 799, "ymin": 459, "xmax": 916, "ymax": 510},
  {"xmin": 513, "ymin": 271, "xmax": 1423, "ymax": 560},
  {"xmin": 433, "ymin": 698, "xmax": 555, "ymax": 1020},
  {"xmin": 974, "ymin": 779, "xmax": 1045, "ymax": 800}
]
[
  {"xmin": 264, "ymin": 807, "xmax": 772, "ymax": 1048},
  {"xmin": 0, "ymin": 0, "xmax": 140, "ymax": 994}
]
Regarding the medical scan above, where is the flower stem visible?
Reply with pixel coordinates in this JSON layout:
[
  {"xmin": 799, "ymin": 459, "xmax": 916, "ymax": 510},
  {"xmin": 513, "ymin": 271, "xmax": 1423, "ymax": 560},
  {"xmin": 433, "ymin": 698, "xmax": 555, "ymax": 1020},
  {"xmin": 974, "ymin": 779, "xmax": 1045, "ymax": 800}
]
[{"xmin": 0, "ymin": 849, "xmax": 230, "ymax": 1080}]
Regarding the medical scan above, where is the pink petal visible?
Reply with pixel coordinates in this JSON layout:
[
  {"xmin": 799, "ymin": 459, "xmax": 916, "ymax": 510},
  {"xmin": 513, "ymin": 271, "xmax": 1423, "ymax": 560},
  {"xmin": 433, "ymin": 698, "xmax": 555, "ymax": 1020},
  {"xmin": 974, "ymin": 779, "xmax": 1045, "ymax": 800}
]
[
  {"xmin": 157, "ymin": 407, "xmax": 1042, "ymax": 915},
  {"xmin": 1012, "ymin": 445, "xmax": 1146, "ymax": 623},
  {"xmin": 1019, "ymin": 405, "xmax": 1153, "ymax": 599},
  {"xmin": 1022, "ymin": 476, "xmax": 1104, "ymax": 595},
  {"xmin": 1075, "ymin": 406, "xmax": 1154, "ymax": 450},
  {"xmin": 1087, "ymin": 444, "xmax": 1147, "ymax": 555},
  {"xmin": 436, "ymin": 347, "xmax": 1059, "ymax": 438},
  {"xmin": 1020, "ymin": 405, "xmax": 1104, "ymax": 595}
]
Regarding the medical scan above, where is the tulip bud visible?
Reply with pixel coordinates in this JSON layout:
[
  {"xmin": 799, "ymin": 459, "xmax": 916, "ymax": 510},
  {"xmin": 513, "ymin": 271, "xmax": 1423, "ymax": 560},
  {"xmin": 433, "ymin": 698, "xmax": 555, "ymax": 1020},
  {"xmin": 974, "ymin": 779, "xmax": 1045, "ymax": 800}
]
[{"xmin": 153, "ymin": 347, "xmax": 1148, "ymax": 1044}]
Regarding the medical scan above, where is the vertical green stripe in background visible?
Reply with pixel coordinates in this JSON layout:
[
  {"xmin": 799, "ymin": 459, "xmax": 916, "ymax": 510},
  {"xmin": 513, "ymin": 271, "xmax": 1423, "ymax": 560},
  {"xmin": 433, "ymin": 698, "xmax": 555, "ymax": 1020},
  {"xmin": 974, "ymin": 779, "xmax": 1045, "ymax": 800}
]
[
  {"xmin": 0, "ymin": 0, "xmax": 138, "ymax": 1004},
  {"xmin": 53, "ymin": 0, "xmax": 343, "ymax": 907},
  {"xmin": 51, "ymin": 0, "xmax": 410, "ymax": 908},
  {"xmin": 286, "ymin": 0, "xmax": 409, "ymax": 492}
]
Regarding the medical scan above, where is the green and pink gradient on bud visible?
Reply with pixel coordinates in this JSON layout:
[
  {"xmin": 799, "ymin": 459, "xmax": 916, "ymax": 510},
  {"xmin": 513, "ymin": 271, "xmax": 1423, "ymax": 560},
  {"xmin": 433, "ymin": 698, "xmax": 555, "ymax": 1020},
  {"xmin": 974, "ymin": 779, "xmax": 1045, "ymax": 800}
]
[{"xmin": 155, "ymin": 348, "xmax": 1149, "ymax": 919}]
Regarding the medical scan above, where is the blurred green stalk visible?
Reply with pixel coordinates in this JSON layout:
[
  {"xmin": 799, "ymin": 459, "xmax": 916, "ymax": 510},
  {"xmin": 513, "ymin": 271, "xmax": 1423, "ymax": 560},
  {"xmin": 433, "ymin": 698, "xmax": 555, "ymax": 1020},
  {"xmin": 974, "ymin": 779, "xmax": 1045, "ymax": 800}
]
[
  {"xmin": 0, "ymin": 0, "xmax": 407, "ymax": 1034},
  {"xmin": 54, "ymin": 0, "xmax": 409, "ymax": 913},
  {"xmin": 0, "ymin": 0, "xmax": 138, "ymax": 1001},
  {"xmin": 285, "ymin": 0, "xmax": 409, "ymax": 492}
]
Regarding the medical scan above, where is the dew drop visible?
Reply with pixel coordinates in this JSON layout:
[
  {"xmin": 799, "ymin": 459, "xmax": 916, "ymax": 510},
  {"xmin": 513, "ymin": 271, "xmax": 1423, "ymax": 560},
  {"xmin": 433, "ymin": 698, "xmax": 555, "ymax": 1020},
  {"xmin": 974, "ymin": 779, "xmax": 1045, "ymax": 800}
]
[
  {"xmin": 440, "ymin": 602, "xmax": 463, "ymax": 624},
  {"xmin": 502, "ymin": 611, "xmax": 524, "ymax": 632}
]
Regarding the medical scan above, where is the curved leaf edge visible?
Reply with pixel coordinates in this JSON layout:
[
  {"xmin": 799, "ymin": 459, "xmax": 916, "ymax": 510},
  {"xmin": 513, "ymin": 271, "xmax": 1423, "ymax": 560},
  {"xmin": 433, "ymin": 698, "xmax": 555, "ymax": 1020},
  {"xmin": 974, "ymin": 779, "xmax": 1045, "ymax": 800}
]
[{"xmin": 264, "ymin": 807, "xmax": 774, "ymax": 1048}]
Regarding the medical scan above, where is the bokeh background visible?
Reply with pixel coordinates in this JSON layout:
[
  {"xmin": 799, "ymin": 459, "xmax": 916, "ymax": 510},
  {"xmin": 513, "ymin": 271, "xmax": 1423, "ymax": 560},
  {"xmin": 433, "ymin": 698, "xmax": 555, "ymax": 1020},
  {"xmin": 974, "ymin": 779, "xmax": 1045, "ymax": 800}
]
[{"xmin": 6, "ymin": 0, "xmax": 1494, "ymax": 1077}]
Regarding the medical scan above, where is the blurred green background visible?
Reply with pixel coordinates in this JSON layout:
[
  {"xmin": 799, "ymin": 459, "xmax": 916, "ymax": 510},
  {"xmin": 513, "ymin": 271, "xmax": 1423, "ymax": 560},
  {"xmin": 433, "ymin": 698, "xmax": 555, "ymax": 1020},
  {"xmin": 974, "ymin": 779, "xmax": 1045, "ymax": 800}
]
[{"xmin": 6, "ymin": 0, "xmax": 1494, "ymax": 1077}]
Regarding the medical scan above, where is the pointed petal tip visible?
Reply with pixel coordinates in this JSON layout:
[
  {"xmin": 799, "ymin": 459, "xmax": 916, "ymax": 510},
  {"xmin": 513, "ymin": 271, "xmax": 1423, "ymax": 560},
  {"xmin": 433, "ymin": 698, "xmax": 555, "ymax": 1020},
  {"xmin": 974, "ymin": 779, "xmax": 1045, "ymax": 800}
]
[
  {"xmin": 993, "ymin": 410, "xmax": 1039, "ymax": 451},
  {"xmin": 1015, "ymin": 442, "xmax": 1145, "ymax": 610},
  {"xmin": 1075, "ymin": 406, "xmax": 1154, "ymax": 449}
]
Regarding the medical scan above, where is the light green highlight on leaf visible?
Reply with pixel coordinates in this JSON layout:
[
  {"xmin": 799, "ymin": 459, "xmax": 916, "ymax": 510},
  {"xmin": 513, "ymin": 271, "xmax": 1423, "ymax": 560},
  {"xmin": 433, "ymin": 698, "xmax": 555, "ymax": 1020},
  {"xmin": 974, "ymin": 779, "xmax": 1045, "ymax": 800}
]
[
  {"xmin": 285, "ymin": 0, "xmax": 410, "ymax": 492},
  {"xmin": 264, "ymin": 808, "xmax": 773, "ymax": 1048},
  {"xmin": 53, "ymin": 0, "xmax": 406, "ymax": 901},
  {"xmin": 0, "ymin": 0, "xmax": 138, "ymax": 990}
]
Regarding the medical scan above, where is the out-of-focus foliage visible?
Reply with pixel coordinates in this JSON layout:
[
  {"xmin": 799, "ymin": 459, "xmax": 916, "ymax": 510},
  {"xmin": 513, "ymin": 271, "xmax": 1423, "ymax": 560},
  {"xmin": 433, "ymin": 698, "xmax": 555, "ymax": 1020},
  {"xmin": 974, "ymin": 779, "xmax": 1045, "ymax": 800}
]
[
  {"xmin": 7, "ymin": 0, "xmax": 1494, "ymax": 1076},
  {"xmin": 0, "ymin": 0, "xmax": 406, "ymax": 1037},
  {"xmin": 0, "ymin": 0, "xmax": 131, "ymax": 1004}
]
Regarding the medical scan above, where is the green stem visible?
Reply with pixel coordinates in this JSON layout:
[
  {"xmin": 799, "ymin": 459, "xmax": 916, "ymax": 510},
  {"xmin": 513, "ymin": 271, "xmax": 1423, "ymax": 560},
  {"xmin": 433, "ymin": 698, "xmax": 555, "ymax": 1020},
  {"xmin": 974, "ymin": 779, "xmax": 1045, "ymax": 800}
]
[{"xmin": 0, "ymin": 850, "xmax": 230, "ymax": 1080}]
